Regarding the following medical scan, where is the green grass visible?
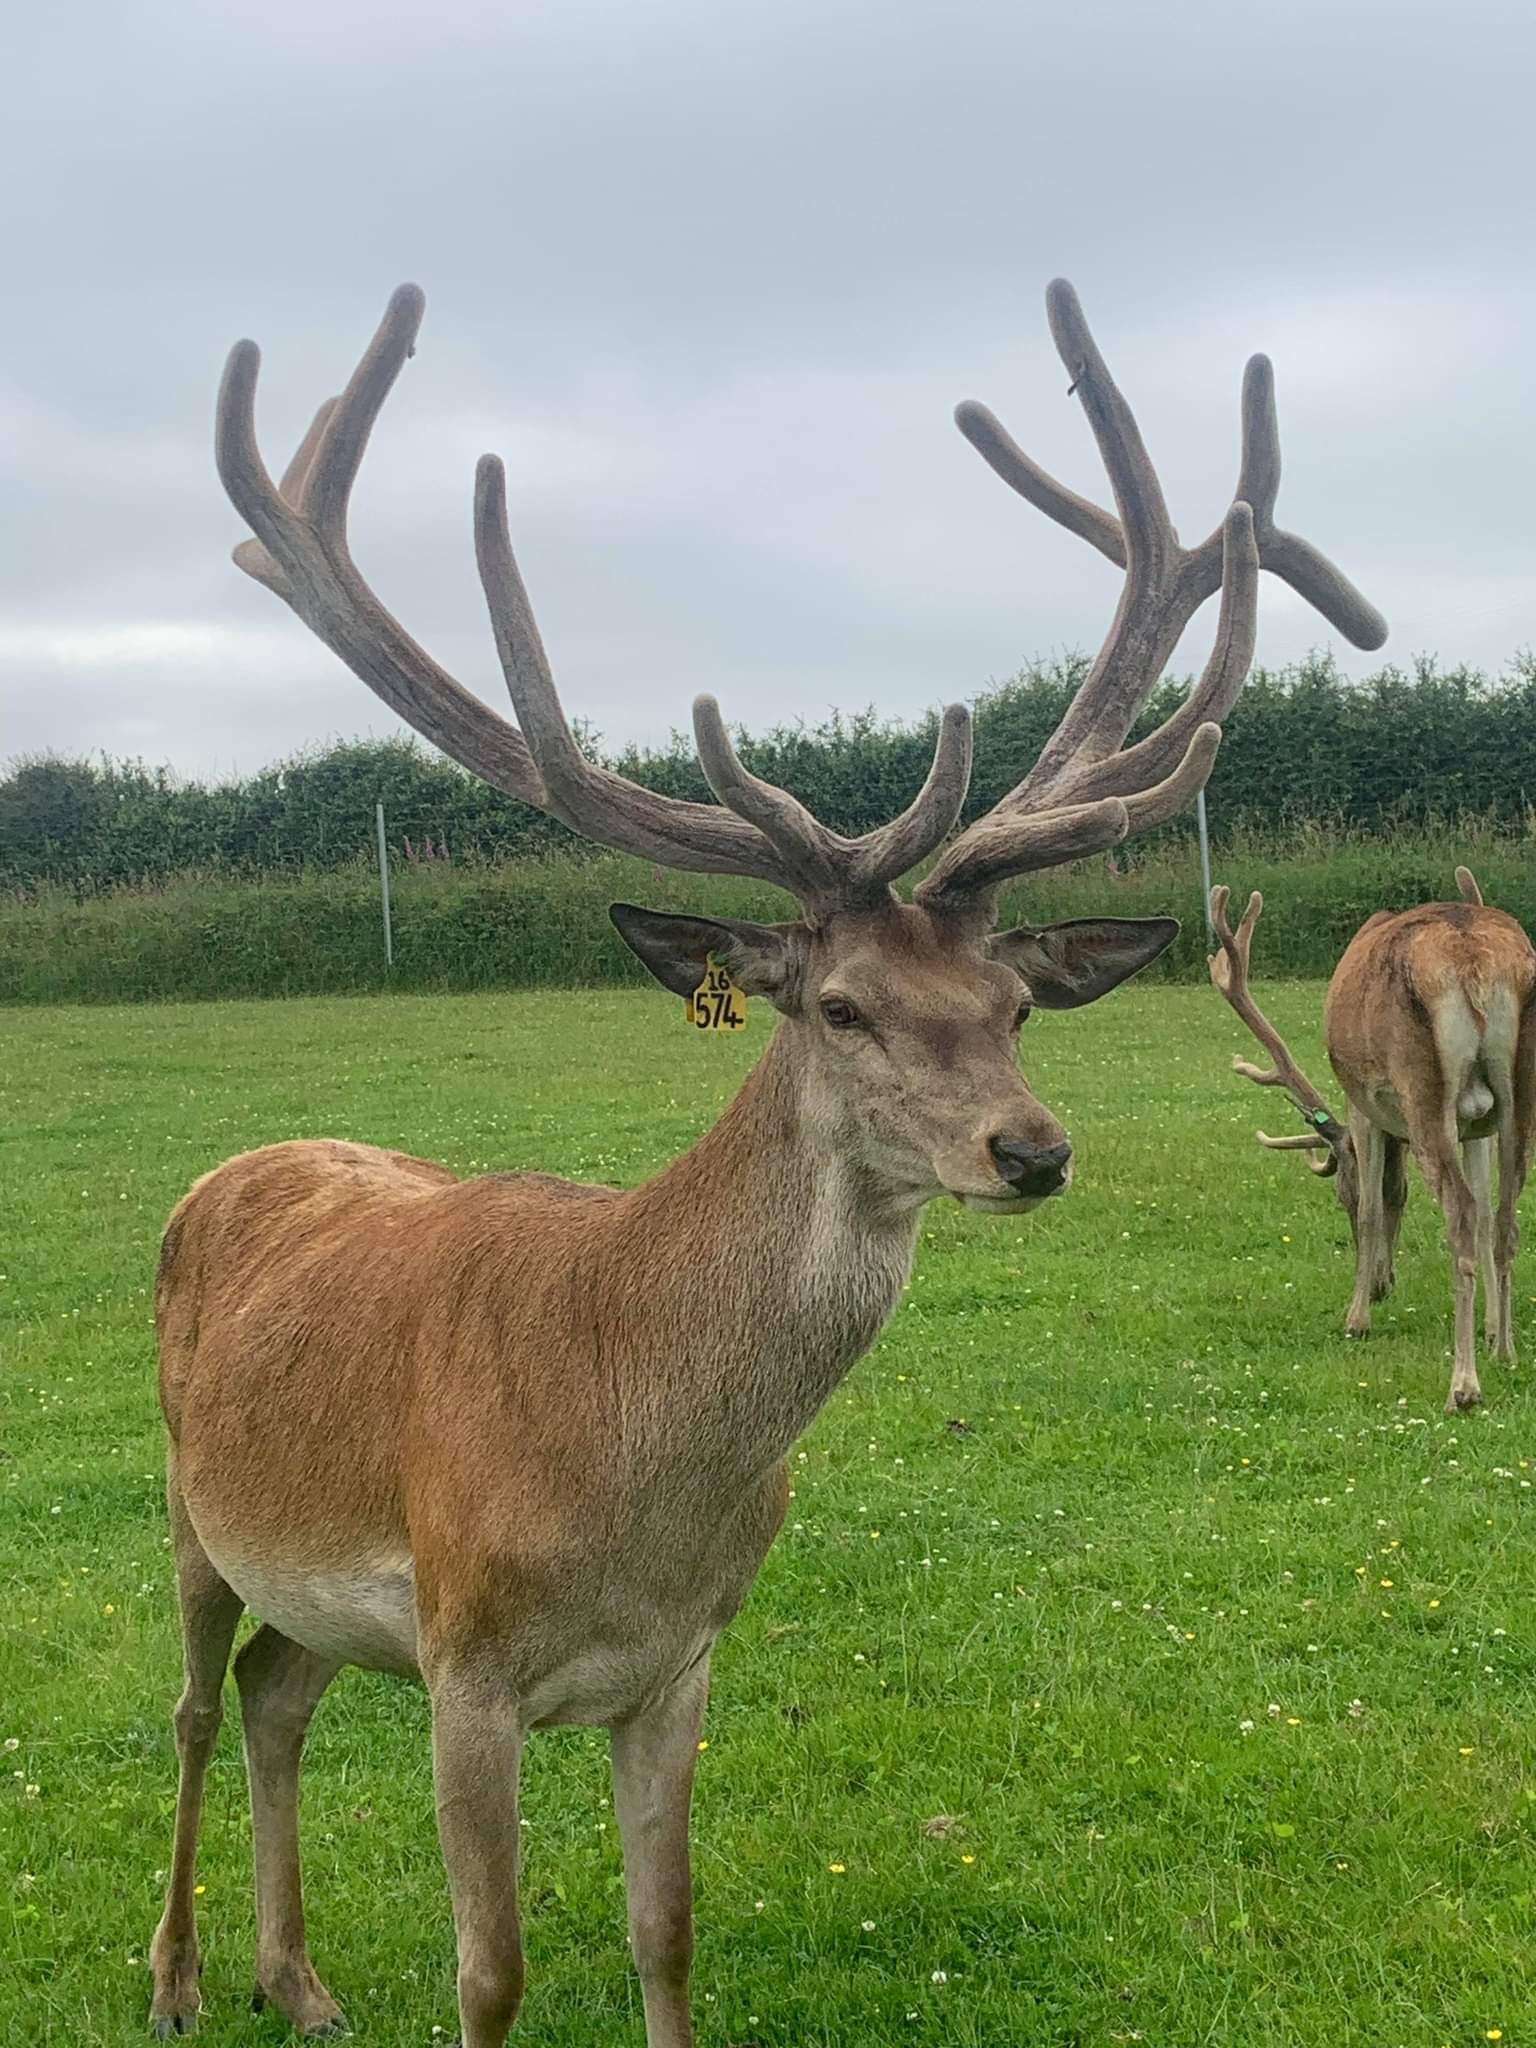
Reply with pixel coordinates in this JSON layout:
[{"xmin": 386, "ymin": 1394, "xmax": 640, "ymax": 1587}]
[{"xmin": 4, "ymin": 984, "xmax": 1536, "ymax": 2046}]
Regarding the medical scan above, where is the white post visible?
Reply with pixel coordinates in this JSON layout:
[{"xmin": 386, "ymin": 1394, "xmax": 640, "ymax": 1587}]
[
  {"xmin": 1196, "ymin": 786, "xmax": 1214, "ymax": 950},
  {"xmin": 375, "ymin": 801, "xmax": 394, "ymax": 970}
]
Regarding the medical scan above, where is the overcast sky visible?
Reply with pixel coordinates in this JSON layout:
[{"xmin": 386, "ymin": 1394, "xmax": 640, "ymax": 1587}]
[{"xmin": 6, "ymin": 0, "xmax": 1534, "ymax": 783}]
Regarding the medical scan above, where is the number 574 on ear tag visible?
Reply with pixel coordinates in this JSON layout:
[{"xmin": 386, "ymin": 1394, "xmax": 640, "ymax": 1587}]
[{"xmin": 684, "ymin": 956, "xmax": 748, "ymax": 1032}]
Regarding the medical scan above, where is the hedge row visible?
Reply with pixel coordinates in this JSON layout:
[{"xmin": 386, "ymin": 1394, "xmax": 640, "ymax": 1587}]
[
  {"xmin": 3, "ymin": 829, "xmax": 1529, "ymax": 1006},
  {"xmin": 8, "ymin": 653, "xmax": 1536, "ymax": 890}
]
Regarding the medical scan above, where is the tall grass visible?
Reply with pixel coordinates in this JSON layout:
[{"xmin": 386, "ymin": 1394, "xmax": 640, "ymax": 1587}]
[{"xmin": 3, "ymin": 822, "xmax": 1531, "ymax": 1005}]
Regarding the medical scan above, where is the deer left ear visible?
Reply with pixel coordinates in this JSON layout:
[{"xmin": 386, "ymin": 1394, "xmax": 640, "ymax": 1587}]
[
  {"xmin": 988, "ymin": 916, "xmax": 1180, "ymax": 1009},
  {"xmin": 609, "ymin": 904, "xmax": 805, "ymax": 1008}
]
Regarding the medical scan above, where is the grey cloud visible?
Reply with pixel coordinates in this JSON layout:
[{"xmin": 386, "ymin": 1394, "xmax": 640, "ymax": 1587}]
[{"xmin": 5, "ymin": 0, "xmax": 1534, "ymax": 779}]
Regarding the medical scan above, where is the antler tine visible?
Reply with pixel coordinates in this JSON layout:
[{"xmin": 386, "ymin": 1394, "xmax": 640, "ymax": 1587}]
[
  {"xmin": 1257, "ymin": 1127, "xmax": 1339, "ymax": 1178},
  {"xmin": 216, "ymin": 309, "xmax": 549, "ymax": 807},
  {"xmin": 685, "ymin": 697, "xmax": 977, "ymax": 903},
  {"xmin": 849, "ymin": 704, "xmax": 974, "ymax": 891},
  {"xmin": 472, "ymin": 458, "xmax": 796, "ymax": 883},
  {"xmin": 1456, "ymin": 865, "xmax": 1484, "ymax": 906},
  {"xmin": 1030, "ymin": 501, "xmax": 1260, "ymax": 811},
  {"xmin": 1208, "ymin": 884, "xmax": 1346, "ymax": 1161},
  {"xmin": 1006, "ymin": 283, "xmax": 1184, "ymax": 794},
  {"xmin": 1210, "ymin": 354, "xmax": 1387, "ymax": 652},
  {"xmin": 278, "ymin": 398, "xmax": 338, "ymax": 509},
  {"xmin": 1232, "ymin": 354, "xmax": 1283, "ymax": 527},
  {"xmin": 1045, "ymin": 279, "xmax": 1177, "ymax": 582},
  {"xmin": 916, "ymin": 796, "xmax": 1131, "ymax": 917},
  {"xmin": 689, "ymin": 694, "xmax": 841, "ymax": 891},
  {"xmin": 304, "ymin": 283, "xmax": 424, "ymax": 544},
  {"xmin": 954, "ymin": 401, "xmax": 1125, "ymax": 568}
]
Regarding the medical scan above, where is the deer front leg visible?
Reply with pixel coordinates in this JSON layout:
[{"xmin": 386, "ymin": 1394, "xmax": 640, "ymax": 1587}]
[
  {"xmin": 1344, "ymin": 1119, "xmax": 1390, "ymax": 1337},
  {"xmin": 610, "ymin": 1654, "xmax": 712, "ymax": 2048},
  {"xmin": 1378, "ymin": 1133, "xmax": 1409, "ymax": 1301},
  {"xmin": 429, "ymin": 1669, "xmax": 526, "ymax": 2048}
]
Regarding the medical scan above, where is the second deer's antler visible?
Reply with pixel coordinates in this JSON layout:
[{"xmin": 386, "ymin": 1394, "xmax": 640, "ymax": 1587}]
[{"xmin": 1207, "ymin": 884, "xmax": 1347, "ymax": 1176}]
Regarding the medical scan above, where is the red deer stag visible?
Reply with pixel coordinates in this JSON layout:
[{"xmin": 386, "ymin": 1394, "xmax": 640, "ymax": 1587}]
[
  {"xmin": 149, "ymin": 280, "xmax": 1383, "ymax": 2046},
  {"xmin": 1209, "ymin": 874, "xmax": 1536, "ymax": 1413}
]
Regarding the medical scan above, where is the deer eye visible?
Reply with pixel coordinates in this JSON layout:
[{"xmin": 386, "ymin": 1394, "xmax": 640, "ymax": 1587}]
[
  {"xmin": 820, "ymin": 996, "xmax": 863, "ymax": 1031},
  {"xmin": 1013, "ymin": 1001, "xmax": 1033, "ymax": 1031}
]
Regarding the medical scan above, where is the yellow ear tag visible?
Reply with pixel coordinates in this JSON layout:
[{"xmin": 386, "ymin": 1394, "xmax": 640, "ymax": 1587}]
[{"xmin": 684, "ymin": 954, "xmax": 748, "ymax": 1032}]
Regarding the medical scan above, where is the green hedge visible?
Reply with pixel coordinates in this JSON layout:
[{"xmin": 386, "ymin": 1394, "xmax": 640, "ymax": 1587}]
[
  {"xmin": 4, "ymin": 829, "xmax": 1530, "ymax": 1006},
  {"xmin": 9, "ymin": 652, "xmax": 1536, "ymax": 890}
]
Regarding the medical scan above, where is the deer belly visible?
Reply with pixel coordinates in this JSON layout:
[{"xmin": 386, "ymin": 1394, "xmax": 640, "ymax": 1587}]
[{"xmin": 204, "ymin": 1545, "xmax": 420, "ymax": 1675}]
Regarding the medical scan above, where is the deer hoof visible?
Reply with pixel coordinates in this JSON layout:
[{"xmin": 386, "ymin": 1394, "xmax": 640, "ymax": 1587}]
[
  {"xmin": 152, "ymin": 2022, "xmax": 197, "ymax": 2041},
  {"xmin": 251, "ymin": 1956, "xmax": 348, "ymax": 2036},
  {"xmin": 1446, "ymin": 1386, "xmax": 1483, "ymax": 1414}
]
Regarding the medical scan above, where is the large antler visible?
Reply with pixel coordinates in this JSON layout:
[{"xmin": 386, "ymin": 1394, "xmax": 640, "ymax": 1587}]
[
  {"xmin": 916, "ymin": 281, "xmax": 1386, "ymax": 921},
  {"xmin": 217, "ymin": 285, "xmax": 973, "ymax": 911},
  {"xmin": 1207, "ymin": 884, "xmax": 1347, "ymax": 1175}
]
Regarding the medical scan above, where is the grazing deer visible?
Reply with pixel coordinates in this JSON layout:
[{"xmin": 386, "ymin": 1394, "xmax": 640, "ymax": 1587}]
[
  {"xmin": 149, "ymin": 279, "xmax": 1383, "ymax": 2047},
  {"xmin": 1209, "ymin": 874, "xmax": 1536, "ymax": 1413}
]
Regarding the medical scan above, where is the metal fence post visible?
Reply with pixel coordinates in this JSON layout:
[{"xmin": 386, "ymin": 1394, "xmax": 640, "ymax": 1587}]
[
  {"xmin": 375, "ymin": 801, "xmax": 394, "ymax": 969},
  {"xmin": 1196, "ymin": 787, "xmax": 1214, "ymax": 950}
]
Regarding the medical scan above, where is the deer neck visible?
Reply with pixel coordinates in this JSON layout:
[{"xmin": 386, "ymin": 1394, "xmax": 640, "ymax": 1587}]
[{"xmin": 616, "ymin": 1024, "xmax": 920, "ymax": 1489}]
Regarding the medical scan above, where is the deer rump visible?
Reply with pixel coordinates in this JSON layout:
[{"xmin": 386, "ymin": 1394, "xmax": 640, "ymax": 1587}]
[
  {"xmin": 1325, "ymin": 901, "xmax": 1536, "ymax": 1149},
  {"xmin": 1209, "ymin": 877, "xmax": 1536, "ymax": 1417}
]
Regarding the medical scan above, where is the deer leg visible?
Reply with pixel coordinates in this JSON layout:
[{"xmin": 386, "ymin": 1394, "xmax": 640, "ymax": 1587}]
[
  {"xmin": 1464, "ymin": 1137, "xmax": 1501, "ymax": 1351},
  {"xmin": 233, "ymin": 1626, "xmax": 344, "ymax": 2037},
  {"xmin": 429, "ymin": 1670, "xmax": 526, "ymax": 2048},
  {"xmin": 1345, "ymin": 1118, "xmax": 1390, "ymax": 1336},
  {"xmin": 1489, "ymin": 1044, "xmax": 1529, "ymax": 1364},
  {"xmin": 1411, "ymin": 1120, "xmax": 1482, "ymax": 1412},
  {"xmin": 1378, "ymin": 1134, "xmax": 1409, "ymax": 1300},
  {"xmin": 610, "ymin": 1654, "xmax": 712, "ymax": 2048},
  {"xmin": 1504, "ymin": 1000, "xmax": 1536, "ymax": 1368},
  {"xmin": 150, "ymin": 1474, "xmax": 244, "ymax": 2039}
]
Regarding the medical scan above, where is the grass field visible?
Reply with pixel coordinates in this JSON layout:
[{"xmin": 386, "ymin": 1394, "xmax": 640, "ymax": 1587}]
[{"xmin": 4, "ymin": 984, "xmax": 1536, "ymax": 2047}]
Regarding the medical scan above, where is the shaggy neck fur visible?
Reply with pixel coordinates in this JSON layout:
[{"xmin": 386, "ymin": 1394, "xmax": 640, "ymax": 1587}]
[{"xmin": 609, "ymin": 1024, "xmax": 921, "ymax": 1497}]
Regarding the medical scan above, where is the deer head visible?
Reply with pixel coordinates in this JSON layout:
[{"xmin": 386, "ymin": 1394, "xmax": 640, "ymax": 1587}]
[
  {"xmin": 1207, "ymin": 883, "xmax": 1361, "ymax": 1218},
  {"xmin": 217, "ymin": 282, "xmax": 1383, "ymax": 1215}
]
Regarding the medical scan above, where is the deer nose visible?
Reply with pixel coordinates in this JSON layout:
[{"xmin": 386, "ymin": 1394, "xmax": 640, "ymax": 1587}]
[{"xmin": 988, "ymin": 1135, "xmax": 1072, "ymax": 1197}]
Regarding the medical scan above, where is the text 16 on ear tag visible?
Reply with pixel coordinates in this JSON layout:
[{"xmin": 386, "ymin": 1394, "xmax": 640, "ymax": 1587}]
[{"xmin": 684, "ymin": 956, "xmax": 748, "ymax": 1032}]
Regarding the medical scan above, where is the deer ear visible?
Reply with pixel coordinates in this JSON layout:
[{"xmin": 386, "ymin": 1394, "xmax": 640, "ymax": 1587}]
[
  {"xmin": 609, "ymin": 905, "xmax": 805, "ymax": 1007},
  {"xmin": 988, "ymin": 916, "xmax": 1179, "ymax": 1009}
]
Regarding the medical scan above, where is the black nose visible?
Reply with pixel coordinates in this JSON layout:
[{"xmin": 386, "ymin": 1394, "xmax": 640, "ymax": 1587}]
[{"xmin": 988, "ymin": 1136, "xmax": 1072, "ymax": 1197}]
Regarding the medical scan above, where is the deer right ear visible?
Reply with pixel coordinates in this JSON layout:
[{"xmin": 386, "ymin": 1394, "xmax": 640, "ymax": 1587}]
[{"xmin": 609, "ymin": 905, "xmax": 805, "ymax": 1008}]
